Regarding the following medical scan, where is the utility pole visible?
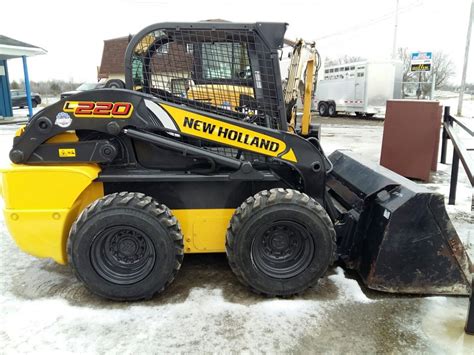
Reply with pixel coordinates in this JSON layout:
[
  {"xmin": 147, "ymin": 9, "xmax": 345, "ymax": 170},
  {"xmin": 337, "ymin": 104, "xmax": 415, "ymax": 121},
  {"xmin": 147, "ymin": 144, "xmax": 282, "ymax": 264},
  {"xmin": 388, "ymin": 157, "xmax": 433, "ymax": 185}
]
[
  {"xmin": 458, "ymin": 0, "xmax": 474, "ymax": 116},
  {"xmin": 392, "ymin": 0, "xmax": 400, "ymax": 59}
]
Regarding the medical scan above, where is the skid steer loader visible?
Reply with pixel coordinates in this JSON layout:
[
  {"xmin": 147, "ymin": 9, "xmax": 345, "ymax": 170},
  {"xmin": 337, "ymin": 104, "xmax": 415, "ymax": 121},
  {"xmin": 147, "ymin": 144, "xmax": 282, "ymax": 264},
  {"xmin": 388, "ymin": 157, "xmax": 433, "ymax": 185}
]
[{"xmin": 1, "ymin": 22, "xmax": 471, "ymax": 301}]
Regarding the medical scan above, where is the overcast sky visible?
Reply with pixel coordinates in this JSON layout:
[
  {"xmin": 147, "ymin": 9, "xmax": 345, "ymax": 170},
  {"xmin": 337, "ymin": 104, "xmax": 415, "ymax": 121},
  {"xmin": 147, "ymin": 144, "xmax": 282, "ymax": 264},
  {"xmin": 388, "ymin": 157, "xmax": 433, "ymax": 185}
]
[{"xmin": 2, "ymin": 0, "xmax": 473, "ymax": 84}]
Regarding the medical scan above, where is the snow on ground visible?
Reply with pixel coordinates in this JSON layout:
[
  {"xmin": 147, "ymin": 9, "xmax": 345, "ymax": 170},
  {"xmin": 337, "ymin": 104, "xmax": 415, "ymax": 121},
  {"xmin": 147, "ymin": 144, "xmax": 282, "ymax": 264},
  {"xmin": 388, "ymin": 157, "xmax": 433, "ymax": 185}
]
[
  {"xmin": 327, "ymin": 267, "xmax": 373, "ymax": 304},
  {"xmin": 0, "ymin": 115, "xmax": 473, "ymax": 353},
  {"xmin": 0, "ymin": 260, "xmax": 375, "ymax": 353},
  {"xmin": 439, "ymin": 94, "xmax": 474, "ymax": 118}
]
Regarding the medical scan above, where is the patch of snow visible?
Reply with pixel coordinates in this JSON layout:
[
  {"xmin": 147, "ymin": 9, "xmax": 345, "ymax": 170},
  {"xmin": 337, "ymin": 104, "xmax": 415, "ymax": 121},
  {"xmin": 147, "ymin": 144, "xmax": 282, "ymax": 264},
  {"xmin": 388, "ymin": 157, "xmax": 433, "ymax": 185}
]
[
  {"xmin": 0, "ymin": 288, "xmax": 330, "ymax": 353},
  {"xmin": 328, "ymin": 267, "xmax": 373, "ymax": 304}
]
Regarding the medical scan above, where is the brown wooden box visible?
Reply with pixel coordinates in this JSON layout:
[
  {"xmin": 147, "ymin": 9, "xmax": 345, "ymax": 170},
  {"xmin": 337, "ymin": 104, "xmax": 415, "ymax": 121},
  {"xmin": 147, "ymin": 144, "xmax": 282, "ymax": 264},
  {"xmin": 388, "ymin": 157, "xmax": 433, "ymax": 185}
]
[{"xmin": 380, "ymin": 100, "xmax": 442, "ymax": 182}]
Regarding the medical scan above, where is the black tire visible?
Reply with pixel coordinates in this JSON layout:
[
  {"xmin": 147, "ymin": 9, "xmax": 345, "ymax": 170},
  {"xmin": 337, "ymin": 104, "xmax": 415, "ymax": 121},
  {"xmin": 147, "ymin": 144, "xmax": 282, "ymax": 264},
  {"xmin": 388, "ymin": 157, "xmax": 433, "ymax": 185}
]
[
  {"xmin": 328, "ymin": 103, "xmax": 336, "ymax": 117},
  {"xmin": 318, "ymin": 102, "xmax": 329, "ymax": 117},
  {"xmin": 226, "ymin": 188, "xmax": 336, "ymax": 296},
  {"xmin": 67, "ymin": 192, "xmax": 184, "ymax": 301},
  {"xmin": 105, "ymin": 79, "xmax": 125, "ymax": 89},
  {"xmin": 32, "ymin": 100, "xmax": 38, "ymax": 108},
  {"xmin": 365, "ymin": 113, "xmax": 375, "ymax": 118}
]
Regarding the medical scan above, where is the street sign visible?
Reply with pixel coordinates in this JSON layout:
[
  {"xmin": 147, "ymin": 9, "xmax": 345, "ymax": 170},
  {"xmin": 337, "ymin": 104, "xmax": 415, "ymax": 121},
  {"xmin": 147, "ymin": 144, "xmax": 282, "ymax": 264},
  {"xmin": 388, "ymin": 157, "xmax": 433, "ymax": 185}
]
[{"xmin": 410, "ymin": 52, "xmax": 432, "ymax": 72}]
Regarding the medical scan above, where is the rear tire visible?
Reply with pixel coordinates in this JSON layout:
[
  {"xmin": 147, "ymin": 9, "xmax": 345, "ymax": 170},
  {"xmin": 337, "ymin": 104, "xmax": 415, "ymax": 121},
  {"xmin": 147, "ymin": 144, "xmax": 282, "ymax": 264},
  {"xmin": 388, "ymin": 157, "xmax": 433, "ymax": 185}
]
[
  {"xmin": 318, "ymin": 102, "xmax": 329, "ymax": 117},
  {"xmin": 226, "ymin": 188, "xmax": 336, "ymax": 296},
  {"xmin": 67, "ymin": 192, "xmax": 184, "ymax": 301},
  {"xmin": 328, "ymin": 103, "xmax": 336, "ymax": 117},
  {"xmin": 32, "ymin": 100, "xmax": 38, "ymax": 108}
]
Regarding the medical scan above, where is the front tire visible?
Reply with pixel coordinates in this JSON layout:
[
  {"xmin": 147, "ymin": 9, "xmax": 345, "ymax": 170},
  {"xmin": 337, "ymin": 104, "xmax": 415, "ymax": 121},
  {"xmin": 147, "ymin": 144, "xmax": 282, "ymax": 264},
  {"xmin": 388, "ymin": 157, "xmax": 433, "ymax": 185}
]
[
  {"xmin": 226, "ymin": 188, "xmax": 336, "ymax": 296},
  {"xmin": 67, "ymin": 192, "xmax": 184, "ymax": 301}
]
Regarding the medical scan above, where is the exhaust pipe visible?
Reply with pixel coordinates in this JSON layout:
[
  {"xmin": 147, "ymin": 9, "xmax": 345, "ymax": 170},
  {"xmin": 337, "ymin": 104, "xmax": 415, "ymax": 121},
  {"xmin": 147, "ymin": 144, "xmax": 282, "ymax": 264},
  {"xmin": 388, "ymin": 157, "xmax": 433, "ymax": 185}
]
[{"xmin": 327, "ymin": 150, "xmax": 472, "ymax": 295}]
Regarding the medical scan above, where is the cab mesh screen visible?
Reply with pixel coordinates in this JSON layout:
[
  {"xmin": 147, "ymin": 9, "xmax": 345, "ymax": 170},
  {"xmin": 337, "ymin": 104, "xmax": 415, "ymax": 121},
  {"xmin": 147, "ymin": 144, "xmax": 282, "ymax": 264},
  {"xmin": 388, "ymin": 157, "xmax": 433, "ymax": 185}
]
[{"xmin": 129, "ymin": 28, "xmax": 283, "ymax": 130}]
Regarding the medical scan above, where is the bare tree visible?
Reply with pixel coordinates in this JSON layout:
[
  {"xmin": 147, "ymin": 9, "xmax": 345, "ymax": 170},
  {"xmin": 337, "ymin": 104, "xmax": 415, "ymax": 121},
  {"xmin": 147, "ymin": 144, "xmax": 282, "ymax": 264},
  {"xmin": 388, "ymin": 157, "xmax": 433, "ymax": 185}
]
[
  {"xmin": 425, "ymin": 51, "xmax": 455, "ymax": 88},
  {"xmin": 11, "ymin": 79, "xmax": 81, "ymax": 96},
  {"xmin": 397, "ymin": 48, "xmax": 418, "ymax": 97},
  {"xmin": 10, "ymin": 80, "xmax": 20, "ymax": 90}
]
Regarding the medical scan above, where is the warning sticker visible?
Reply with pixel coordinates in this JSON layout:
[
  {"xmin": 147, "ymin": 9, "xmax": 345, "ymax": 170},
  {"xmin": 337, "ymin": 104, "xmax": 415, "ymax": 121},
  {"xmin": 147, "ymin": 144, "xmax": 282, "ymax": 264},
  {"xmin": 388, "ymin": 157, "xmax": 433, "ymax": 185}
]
[{"xmin": 58, "ymin": 148, "xmax": 76, "ymax": 157}]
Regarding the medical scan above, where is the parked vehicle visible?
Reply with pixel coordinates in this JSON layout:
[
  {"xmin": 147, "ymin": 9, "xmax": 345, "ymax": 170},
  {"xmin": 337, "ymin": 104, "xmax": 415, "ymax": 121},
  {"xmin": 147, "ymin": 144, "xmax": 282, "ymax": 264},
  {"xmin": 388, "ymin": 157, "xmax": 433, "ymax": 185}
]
[
  {"xmin": 60, "ymin": 82, "xmax": 106, "ymax": 99},
  {"xmin": 314, "ymin": 60, "xmax": 402, "ymax": 117},
  {"xmin": 10, "ymin": 90, "xmax": 42, "ymax": 108}
]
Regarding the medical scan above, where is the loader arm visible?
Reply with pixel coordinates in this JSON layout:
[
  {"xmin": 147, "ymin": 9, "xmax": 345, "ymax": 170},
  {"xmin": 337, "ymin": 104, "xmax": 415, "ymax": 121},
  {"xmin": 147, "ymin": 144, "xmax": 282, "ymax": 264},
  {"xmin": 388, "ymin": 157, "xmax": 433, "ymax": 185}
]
[{"xmin": 9, "ymin": 89, "xmax": 330, "ymax": 205}]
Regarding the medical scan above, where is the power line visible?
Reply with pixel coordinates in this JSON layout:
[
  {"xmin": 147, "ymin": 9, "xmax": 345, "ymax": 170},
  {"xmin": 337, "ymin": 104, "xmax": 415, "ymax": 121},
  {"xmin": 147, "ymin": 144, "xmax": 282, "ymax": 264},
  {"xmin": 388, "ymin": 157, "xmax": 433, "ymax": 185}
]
[{"xmin": 315, "ymin": 0, "xmax": 423, "ymax": 41}]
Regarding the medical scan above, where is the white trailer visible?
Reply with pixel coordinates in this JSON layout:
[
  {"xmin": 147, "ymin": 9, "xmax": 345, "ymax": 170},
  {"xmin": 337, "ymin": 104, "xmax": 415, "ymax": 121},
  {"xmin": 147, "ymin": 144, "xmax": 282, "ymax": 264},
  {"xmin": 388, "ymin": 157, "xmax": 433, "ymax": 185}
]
[{"xmin": 314, "ymin": 60, "xmax": 402, "ymax": 117}]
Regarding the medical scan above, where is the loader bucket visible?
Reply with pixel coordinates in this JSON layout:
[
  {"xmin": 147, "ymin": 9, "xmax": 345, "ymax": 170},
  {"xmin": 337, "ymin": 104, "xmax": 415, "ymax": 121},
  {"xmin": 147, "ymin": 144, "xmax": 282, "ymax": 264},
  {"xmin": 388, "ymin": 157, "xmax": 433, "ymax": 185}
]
[{"xmin": 327, "ymin": 150, "xmax": 472, "ymax": 295}]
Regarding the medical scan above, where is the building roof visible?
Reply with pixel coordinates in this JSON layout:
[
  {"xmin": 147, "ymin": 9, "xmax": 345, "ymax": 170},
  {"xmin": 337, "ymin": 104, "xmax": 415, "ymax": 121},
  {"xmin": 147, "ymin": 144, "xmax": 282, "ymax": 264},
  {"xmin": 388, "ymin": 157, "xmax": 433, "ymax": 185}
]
[{"xmin": 0, "ymin": 35, "xmax": 46, "ymax": 60}]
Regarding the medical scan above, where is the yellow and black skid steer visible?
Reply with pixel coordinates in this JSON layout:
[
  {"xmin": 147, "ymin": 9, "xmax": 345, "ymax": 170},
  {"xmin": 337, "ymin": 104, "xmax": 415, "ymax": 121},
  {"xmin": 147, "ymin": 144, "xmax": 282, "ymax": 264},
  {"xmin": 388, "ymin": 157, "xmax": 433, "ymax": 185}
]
[{"xmin": 1, "ymin": 22, "xmax": 471, "ymax": 300}]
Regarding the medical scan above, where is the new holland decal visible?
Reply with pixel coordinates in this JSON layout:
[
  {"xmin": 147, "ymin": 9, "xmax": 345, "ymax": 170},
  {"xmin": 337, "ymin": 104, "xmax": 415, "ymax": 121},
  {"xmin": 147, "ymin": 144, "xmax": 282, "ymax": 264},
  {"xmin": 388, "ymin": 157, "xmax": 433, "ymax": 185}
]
[
  {"xmin": 63, "ymin": 101, "xmax": 133, "ymax": 118},
  {"xmin": 160, "ymin": 104, "xmax": 297, "ymax": 162}
]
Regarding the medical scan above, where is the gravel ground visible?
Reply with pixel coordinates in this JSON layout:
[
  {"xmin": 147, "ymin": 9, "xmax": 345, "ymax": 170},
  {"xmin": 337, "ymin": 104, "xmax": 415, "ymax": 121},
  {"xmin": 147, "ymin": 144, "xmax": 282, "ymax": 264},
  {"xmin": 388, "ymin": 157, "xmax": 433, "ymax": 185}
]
[{"xmin": 0, "ymin": 116, "xmax": 473, "ymax": 354}]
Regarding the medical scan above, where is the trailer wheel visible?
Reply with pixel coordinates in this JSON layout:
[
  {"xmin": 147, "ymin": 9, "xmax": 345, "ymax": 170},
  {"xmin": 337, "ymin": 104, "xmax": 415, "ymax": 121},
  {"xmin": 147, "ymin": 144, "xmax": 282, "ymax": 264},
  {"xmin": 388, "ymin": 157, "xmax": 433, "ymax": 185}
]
[
  {"xmin": 67, "ymin": 192, "xmax": 184, "ymax": 301},
  {"xmin": 318, "ymin": 102, "xmax": 329, "ymax": 117},
  {"xmin": 226, "ymin": 188, "xmax": 336, "ymax": 296},
  {"xmin": 328, "ymin": 103, "xmax": 336, "ymax": 117}
]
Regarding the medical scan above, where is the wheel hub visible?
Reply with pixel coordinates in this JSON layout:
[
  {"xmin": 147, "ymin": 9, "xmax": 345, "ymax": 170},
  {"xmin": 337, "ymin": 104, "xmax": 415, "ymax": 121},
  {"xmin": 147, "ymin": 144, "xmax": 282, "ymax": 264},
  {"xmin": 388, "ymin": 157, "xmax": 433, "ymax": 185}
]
[
  {"xmin": 109, "ymin": 230, "xmax": 146, "ymax": 264},
  {"xmin": 263, "ymin": 226, "xmax": 298, "ymax": 258},
  {"xmin": 91, "ymin": 225, "xmax": 156, "ymax": 285},
  {"xmin": 251, "ymin": 220, "xmax": 315, "ymax": 279}
]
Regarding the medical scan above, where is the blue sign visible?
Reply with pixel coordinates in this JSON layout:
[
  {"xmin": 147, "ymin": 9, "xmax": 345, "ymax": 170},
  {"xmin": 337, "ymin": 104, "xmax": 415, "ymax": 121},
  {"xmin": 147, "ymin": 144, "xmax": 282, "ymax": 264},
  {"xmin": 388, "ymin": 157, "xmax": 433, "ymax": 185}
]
[{"xmin": 411, "ymin": 52, "xmax": 432, "ymax": 61}]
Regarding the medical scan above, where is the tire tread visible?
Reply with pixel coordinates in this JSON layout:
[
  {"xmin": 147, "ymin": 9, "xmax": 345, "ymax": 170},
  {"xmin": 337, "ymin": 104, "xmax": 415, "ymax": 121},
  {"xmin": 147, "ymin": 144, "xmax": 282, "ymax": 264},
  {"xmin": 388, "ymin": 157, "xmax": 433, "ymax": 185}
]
[
  {"xmin": 225, "ymin": 188, "xmax": 336, "ymax": 297},
  {"xmin": 67, "ymin": 191, "xmax": 184, "ymax": 301}
]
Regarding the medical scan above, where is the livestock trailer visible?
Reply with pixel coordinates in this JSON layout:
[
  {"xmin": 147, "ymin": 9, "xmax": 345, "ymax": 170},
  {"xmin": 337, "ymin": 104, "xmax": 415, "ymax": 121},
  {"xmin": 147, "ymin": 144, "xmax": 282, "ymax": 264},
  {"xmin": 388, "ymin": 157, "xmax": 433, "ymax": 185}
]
[{"xmin": 315, "ymin": 60, "xmax": 402, "ymax": 117}]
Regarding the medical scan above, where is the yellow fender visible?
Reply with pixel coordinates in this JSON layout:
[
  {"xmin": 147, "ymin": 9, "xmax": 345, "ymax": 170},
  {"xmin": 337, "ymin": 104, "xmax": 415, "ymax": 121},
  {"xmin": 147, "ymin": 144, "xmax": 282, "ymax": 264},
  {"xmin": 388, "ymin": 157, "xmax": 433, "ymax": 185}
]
[{"xmin": 1, "ymin": 164, "xmax": 103, "ymax": 264}]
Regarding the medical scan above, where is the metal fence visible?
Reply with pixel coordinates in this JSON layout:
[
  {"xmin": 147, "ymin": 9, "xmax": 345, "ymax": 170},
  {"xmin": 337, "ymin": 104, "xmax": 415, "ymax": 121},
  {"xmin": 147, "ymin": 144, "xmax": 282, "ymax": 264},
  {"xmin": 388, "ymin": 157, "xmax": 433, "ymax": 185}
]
[{"xmin": 440, "ymin": 106, "xmax": 474, "ymax": 210}]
